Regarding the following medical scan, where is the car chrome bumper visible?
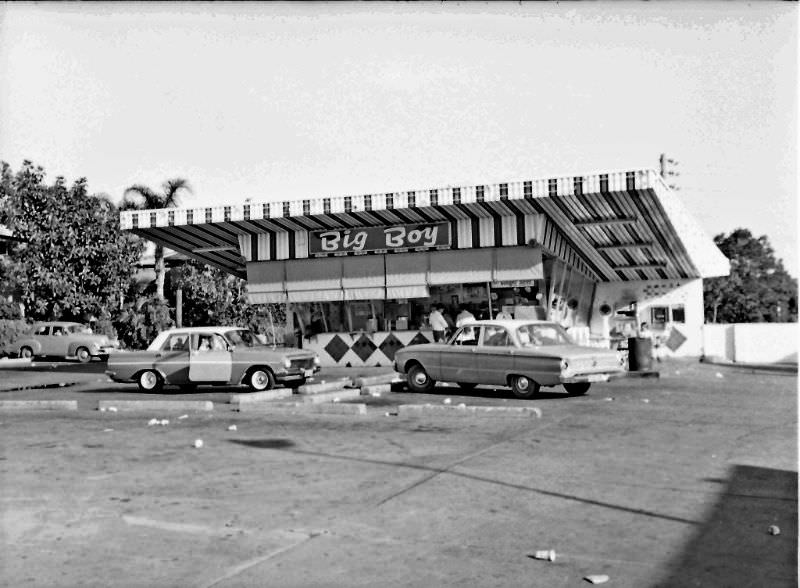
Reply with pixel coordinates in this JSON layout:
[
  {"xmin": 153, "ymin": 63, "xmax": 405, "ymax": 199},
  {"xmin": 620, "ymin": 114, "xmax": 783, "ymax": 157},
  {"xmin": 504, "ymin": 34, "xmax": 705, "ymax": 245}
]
[{"xmin": 274, "ymin": 366, "xmax": 320, "ymax": 381}]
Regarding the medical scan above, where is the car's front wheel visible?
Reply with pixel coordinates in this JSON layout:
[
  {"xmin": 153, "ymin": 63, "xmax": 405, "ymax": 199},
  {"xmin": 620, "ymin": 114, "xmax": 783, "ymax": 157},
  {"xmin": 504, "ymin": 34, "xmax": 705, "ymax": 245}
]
[
  {"xmin": 510, "ymin": 375, "xmax": 540, "ymax": 399},
  {"xmin": 563, "ymin": 382, "xmax": 591, "ymax": 396},
  {"xmin": 19, "ymin": 346, "xmax": 33, "ymax": 359},
  {"xmin": 407, "ymin": 363, "xmax": 435, "ymax": 393},
  {"xmin": 75, "ymin": 347, "xmax": 92, "ymax": 363},
  {"xmin": 248, "ymin": 368, "xmax": 274, "ymax": 392},
  {"xmin": 138, "ymin": 370, "xmax": 163, "ymax": 393}
]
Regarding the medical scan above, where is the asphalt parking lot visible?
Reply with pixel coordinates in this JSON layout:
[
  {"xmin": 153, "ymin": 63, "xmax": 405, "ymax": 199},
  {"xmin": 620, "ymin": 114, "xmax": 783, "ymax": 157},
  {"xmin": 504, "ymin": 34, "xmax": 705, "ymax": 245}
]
[{"xmin": 0, "ymin": 359, "xmax": 796, "ymax": 587}]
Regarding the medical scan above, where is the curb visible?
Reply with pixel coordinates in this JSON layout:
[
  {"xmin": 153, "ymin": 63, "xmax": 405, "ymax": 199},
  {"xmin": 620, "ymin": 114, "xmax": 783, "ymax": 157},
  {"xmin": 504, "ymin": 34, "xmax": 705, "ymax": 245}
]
[
  {"xmin": 360, "ymin": 383, "xmax": 392, "ymax": 396},
  {"xmin": 229, "ymin": 389, "xmax": 294, "ymax": 404},
  {"xmin": 297, "ymin": 389, "xmax": 361, "ymax": 404},
  {"xmin": 700, "ymin": 358, "xmax": 798, "ymax": 374},
  {"xmin": 0, "ymin": 399, "xmax": 78, "ymax": 411},
  {"xmin": 237, "ymin": 402, "xmax": 367, "ymax": 415},
  {"xmin": 397, "ymin": 404, "xmax": 542, "ymax": 418},
  {"xmin": 97, "ymin": 400, "xmax": 214, "ymax": 412},
  {"xmin": 352, "ymin": 373, "xmax": 400, "ymax": 388},
  {"xmin": 297, "ymin": 378, "xmax": 353, "ymax": 395}
]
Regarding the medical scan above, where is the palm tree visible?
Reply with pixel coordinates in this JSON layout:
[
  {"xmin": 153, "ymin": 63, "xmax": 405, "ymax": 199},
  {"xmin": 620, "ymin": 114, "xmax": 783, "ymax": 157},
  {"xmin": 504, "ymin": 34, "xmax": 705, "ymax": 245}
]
[{"xmin": 122, "ymin": 179, "xmax": 192, "ymax": 299}]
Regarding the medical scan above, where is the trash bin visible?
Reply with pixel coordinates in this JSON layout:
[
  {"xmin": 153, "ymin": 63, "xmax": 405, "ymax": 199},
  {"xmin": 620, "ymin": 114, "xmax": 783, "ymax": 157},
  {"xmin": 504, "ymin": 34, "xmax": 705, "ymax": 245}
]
[{"xmin": 627, "ymin": 337, "xmax": 653, "ymax": 371}]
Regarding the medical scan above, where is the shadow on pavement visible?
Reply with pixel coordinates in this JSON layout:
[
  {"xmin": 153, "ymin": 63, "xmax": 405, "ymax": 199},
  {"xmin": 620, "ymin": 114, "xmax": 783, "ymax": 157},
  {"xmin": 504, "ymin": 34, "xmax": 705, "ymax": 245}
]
[{"xmin": 653, "ymin": 464, "xmax": 797, "ymax": 588}]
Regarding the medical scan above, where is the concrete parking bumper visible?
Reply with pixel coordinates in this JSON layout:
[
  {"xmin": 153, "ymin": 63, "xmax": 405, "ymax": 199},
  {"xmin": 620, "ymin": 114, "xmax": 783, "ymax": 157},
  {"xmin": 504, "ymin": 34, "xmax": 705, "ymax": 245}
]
[
  {"xmin": 97, "ymin": 400, "xmax": 214, "ymax": 412},
  {"xmin": 0, "ymin": 399, "xmax": 78, "ymax": 411},
  {"xmin": 397, "ymin": 403, "xmax": 542, "ymax": 418}
]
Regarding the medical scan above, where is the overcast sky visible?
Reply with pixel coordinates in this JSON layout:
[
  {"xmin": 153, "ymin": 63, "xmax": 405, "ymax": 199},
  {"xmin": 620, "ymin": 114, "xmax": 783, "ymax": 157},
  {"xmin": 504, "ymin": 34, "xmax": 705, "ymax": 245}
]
[{"xmin": 1, "ymin": 2, "xmax": 797, "ymax": 274}]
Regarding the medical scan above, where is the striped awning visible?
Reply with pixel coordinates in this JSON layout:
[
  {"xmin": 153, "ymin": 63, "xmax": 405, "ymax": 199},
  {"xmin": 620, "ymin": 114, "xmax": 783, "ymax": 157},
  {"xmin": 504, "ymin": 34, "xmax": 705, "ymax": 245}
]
[{"xmin": 120, "ymin": 169, "xmax": 729, "ymax": 283}]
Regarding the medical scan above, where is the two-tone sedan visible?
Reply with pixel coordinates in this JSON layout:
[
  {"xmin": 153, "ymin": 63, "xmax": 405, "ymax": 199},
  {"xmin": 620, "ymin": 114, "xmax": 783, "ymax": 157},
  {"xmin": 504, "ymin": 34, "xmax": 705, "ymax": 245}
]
[
  {"xmin": 106, "ymin": 326, "xmax": 320, "ymax": 393},
  {"xmin": 394, "ymin": 319, "xmax": 625, "ymax": 399}
]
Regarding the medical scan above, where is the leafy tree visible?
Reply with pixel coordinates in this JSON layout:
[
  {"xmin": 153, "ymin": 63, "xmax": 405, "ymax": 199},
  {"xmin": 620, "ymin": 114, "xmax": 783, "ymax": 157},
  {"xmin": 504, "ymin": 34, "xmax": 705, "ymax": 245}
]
[
  {"xmin": 0, "ymin": 160, "xmax": 143, "ymax": 321},
  {"xmin": 113, "ymin": 296, "xmax": 174, "ymax": 349},
  {"xmin": 704, "ymin": 229, "xmax": 797, "ymax": 323},
  {"xmin": 169, "ymin": 260, "xmax": 286, "ymax": 341},
  {"xmin": 122, "ymin": 179, "xmax": 192, "ymax": 299}
]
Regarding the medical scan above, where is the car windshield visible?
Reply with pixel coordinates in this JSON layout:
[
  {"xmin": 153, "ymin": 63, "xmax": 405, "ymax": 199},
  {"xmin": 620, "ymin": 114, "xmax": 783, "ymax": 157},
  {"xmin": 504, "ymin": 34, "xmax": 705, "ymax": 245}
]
[
  {"xmin": 224, "ymin": 329, "xmax": 261, "ymax": 347},
  {"xmin": 516, "ymin": 323, "xmax": 573, "ymax": 346}
]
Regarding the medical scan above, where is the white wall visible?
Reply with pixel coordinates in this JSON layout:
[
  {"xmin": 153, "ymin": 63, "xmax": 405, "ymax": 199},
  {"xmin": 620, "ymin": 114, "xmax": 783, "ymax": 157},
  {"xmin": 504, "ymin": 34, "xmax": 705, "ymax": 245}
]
[
  {"xmin": 703, "ymin": 323, "xmax": 798, "ymax": 364},
  {"xmin": 590, "ymin": 278, "xmax": 704, "ymax": 357}
]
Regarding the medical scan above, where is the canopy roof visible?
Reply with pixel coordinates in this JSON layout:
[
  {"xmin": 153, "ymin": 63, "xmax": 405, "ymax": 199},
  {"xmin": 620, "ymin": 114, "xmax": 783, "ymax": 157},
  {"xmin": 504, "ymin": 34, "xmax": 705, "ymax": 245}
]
[{"xmin": 120, "ymin": 168, "xmax": 729, "ymax": 283}]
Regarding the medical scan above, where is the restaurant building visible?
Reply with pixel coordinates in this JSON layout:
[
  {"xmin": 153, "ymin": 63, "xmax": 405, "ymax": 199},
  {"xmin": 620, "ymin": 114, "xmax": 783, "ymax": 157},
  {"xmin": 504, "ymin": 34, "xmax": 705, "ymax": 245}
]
[{"xmin": 120, "ymin": 169, "xmax": 729, "ymax": 366}]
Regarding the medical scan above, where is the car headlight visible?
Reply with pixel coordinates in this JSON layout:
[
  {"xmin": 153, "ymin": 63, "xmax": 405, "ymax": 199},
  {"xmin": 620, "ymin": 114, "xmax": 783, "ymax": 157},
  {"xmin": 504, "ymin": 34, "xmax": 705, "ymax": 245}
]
[
  {"xmin": 560, "ymin": 359, "xmax": 569, "ymax": 371},
  {"xmin": 283, "ymin": 357, "xmax": 292, "ymax": 369},
  {"xmin": 313, "ymin": 355, "xmax": 321, "ymax": 366}
]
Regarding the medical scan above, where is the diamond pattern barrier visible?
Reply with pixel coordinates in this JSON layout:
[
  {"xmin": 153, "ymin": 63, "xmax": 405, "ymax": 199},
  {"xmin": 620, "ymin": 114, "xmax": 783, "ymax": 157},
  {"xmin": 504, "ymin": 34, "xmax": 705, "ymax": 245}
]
[{"xmin": 306, "ymin": 331, "xmax": 433, "ymax": 367}]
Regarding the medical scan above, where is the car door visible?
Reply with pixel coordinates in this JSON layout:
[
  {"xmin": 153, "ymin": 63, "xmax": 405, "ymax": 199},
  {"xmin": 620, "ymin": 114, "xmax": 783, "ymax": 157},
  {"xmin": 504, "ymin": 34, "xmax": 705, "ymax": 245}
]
[
  {"xmin": 154, "ymin": 332, "xmax": 192, "ymax": 384},
  {"xmin": 438, "ymin": 325, "xmax": 483, "ymax": 383},
  {"xmin": 476, "ymin": 325, "xmax": 516, "ymax": 385},
  {"xmin": 188, "ymin": 332, "xmax": 232, "ymax": 383},
  {"xmin": 46, "ymin": 325, "xmax": 69, "ymax": 357},
  {"xmin": 30, "ymin": 324, "xmax": 50, "ymax": 355}
]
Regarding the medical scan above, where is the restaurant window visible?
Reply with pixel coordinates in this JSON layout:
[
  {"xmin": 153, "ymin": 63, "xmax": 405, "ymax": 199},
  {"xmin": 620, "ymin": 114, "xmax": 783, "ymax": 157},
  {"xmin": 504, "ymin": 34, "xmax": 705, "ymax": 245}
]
[
  {"xmin": 364, "ymin": 194, "xmax": 372, "ymax": 211},
  {"xmin": 302, "ymin": 200, "xmax": 310, "ymax": 215},
  {"xmin": 224, "ymin": 206, "xmax": 231, "ymax": 222},
  {"xmin": 386, "ymin": 193, "xmax": 394, "ymax": 209},
  {"xmin": 323, "ymin": 198, "xmax": 331, "ymax": 214},
  {"xmin": 408, "ymin": 191, "xmax": 416, "ymax": 207},
  {"xmin": 626, "ymin": 171, "xmax": 636, "ymax": 191},
  {"xmin": 476, "ymin": 185, "xmax": 484, "ymax": 203},
  {"xmin": 671, "ymin": 305, "xmax": 686, "ymax": 323},
  {"xmin": 523, "ymin": 181, "xmax": 532, "ymax": 198},
  {"xmin": 344, "ymin": 196, "xmax": 352, "ymax": 212},
  {"xmin": 429, "ymin": 189, "xmax": 438, "ymax": 206},
  {"xmin": 168, "ymin": 210, "xmax": 175, "ymax": 226},
  {"xmin": 262, "ymin": 203, "xmax": 269, "ymax": 218},
  {"xmin": 650, "ymin": 306, "xmax": 669, "ymax": 326},
  {"xmin": 205, "ymin": 208, "xmax": 212, "ymax": 224},
  {"xmin": 548, "ymin": 179, "xmax": 557, "ymax": 197},
  {"xmin": 283, "ymin": 202, "xmax": 290, "ymax": 217},
  {"xmin": 573, "ymin": 177, "xmax": 583, "ymax": 196},
  {"xmin": 600, "ymin": 174, "xmax": 609, "ymax": 193},
  {"xmin": 243, "ymin": 204, "xmax": 250, "ymax": 220},
  {"xmin": 453, "ymin": 187, "xmax": 461, "ymax": 204},
  {"xmin": 150, "ymin": 212, "xmax": 157, "ymax": 226},
  {"xmin": 186, "ymin": 210, "xmax": 193, "ymax": 225},
  {"xmin": 499, "ymin": 183, "xmax": 508, "ymax": 200}
]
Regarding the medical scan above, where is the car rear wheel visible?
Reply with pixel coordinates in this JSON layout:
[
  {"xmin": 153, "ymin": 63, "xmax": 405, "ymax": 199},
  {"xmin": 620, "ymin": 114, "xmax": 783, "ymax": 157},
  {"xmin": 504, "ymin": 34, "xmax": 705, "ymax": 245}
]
[
  {"xmin": 510, "ymin": 375, "xmax": 540, "ymax": 399},
  {"xmin": 248, "ymin": 368, "xmax": 274, "ymax": 392},
  {"xmin": 138, "ymin": 370, "xmax": 163, "ymax": 393},
  {"xmin": 457, "ymin": 382, "xmax": 477, "ymax": 391},
  {"xmin": 407, "ymin": 363, "xmax": 435, "ymax": 393},
  {"xmin": 76, "ymin": 347, "xmax": 91, "ymax": 363},
  {"xmin": 19, "ymin": 346, "xmax": 33, "ymax": 359},
  {"xmin": 563, "ymin": 382, "xmax": 591, "ymax": 396}
]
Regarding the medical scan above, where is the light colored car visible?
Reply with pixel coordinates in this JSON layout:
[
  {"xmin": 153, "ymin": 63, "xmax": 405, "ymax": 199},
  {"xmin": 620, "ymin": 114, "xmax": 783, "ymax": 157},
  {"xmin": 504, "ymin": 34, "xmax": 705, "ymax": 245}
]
[
  {"xmin": 394, "ymin": 319, "xmax": 625, "ymax": 399},
  {"xmin": 10, "ymin": 321, "xmax": 119, "ymax": 363},
  {"xmin": 106, "ymin": 326, "xmax": 321, "ymax": 393}
]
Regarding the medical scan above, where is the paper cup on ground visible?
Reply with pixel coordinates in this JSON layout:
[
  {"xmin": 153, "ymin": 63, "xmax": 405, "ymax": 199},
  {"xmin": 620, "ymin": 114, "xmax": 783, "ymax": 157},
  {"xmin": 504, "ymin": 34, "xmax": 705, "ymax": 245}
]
[
  {"xmin": 533, "ymin": 549, "xmax": 556, "ymax": 561},
  {"xmin": 193, "ymin": 439, "xmax": 204, "ymax": 448}
]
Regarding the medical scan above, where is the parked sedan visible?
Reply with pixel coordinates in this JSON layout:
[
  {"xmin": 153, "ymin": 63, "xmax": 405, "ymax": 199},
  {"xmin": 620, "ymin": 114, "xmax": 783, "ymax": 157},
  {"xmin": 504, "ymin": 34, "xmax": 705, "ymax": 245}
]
[
  {"xmin": 9, "ymin": 322, "xmax": 118, "ymax": 363},
  {"xmin": 106, "ymin": 326, "xmax": 321, "ymax": 393},
  {"xmin": 394, "ymin": 319, "xmax": 625, "ymax": 399}
]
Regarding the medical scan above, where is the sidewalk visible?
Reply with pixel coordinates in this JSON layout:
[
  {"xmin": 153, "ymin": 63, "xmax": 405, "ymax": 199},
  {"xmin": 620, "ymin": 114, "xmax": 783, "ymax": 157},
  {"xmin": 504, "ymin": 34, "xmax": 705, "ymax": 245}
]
[
  {"xmin": 0, "ymin": 365, "xmax": 108, "ymax": 392},
  {"xmin": 700, "ymin": 356, "xmax": 798, "ymax": 374}
]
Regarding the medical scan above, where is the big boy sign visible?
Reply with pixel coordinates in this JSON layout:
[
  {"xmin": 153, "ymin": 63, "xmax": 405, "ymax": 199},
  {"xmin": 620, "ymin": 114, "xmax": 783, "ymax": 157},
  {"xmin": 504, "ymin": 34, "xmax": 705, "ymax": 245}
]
[{"xmin": 309, "ymin": 223, "xmax": 451, "ymax": 255}]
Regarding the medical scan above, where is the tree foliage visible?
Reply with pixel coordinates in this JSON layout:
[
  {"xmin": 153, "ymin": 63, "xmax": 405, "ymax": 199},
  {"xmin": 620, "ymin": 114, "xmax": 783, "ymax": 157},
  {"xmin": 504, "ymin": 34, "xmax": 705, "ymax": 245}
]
[
  {"xmin": 122, "ymin": 179, "xmax": 192, "ymax": 299},
  {"xmin": 704, "ymin": 229, "xmax": 797, "ymax": 323},
  {"xmin": 1, "ymin": 160, "xmax": 143, "ymax": 321},
  {"xmin": 169, "ymin": 260, "xmax": 286, "ymax": 342}
]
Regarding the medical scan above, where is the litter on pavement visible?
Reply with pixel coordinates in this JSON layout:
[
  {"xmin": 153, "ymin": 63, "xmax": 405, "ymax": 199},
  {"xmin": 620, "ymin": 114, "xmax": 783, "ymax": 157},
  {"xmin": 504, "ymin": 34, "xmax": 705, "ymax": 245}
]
[
  {"xmin": 531, "ymin": 549, "xmax": 556, "ymax": 561},
  {"xmin": 768, "ymin": 525, "xmax": 781, "ymax": 535},
  {"xmin": 227, "ymin": 424, "xmax": 237, "ymax": 431},
  {"xmin": 584, "ymin": 574, "xmax": 610, "ymax": 584},
  {"xmin": 193, "ymin": 439, "xmax": 203, "ymax": 448}
]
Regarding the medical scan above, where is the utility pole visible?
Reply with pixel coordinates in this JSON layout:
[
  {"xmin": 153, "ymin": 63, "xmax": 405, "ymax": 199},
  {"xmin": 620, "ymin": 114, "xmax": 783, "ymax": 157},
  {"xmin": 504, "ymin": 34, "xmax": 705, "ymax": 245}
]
[{"xmin": 659, "ymin": 153, "xmax": 680, "ymax": 190}]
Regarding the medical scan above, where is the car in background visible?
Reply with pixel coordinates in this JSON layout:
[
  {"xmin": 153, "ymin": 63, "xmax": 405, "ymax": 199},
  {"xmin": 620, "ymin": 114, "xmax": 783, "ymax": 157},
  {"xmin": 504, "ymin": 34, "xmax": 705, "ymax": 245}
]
[
  {"xmin": 9, "ymin": 321, "xmax": 119, "ymax": 363},
  {"xmin": 394, "ymin": 319, "xmax": 625, "ymax": 399},
  {"xmin": 105, "ymin": 326, "xmax": 321, "ymax": 393}
]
